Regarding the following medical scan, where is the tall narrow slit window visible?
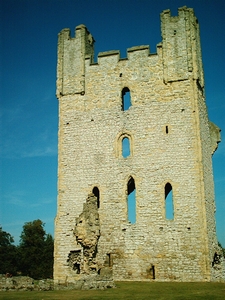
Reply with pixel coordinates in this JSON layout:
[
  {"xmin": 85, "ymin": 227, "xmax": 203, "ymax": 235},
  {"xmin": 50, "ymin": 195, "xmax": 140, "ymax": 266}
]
[
  {"xmin": 122, "ymin": 137, "xmax": 130, "ymax": 158},
  {"xmin": 122, "ymin": 87, "xmax": 131, "ymax": 111},
  {"xmin": 127, "ymin": 176, "xmax": 136, "ymax": 223},
  {"xmin": 92, "ymin": 186, "xmax": 100, "ymax": 208},
  {"xmin": 165, "ymin": 183, "xmax": 174, "ymax": 220},
  {"xmin": 166, "ymin": 125, "xmax": 169, "ymax": 134}
]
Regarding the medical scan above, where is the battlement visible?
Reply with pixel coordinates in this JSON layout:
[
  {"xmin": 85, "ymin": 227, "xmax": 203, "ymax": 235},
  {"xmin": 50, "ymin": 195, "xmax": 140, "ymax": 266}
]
[
  {"xmin": 56, "ymin": 24, "xmax": 94, "ymax": 97},
  {"xmin": 56, "ymin": 6, "xmax": 204, "ymax": 98},
  {"xmin": 92, "ymin": 45, "xmax": 156, "ymax": 63},
  {"xmin": 160, "ymin": 6, "xmax": 203, "ymax": 85},
  {"xmin": 97, "ymin": 45, "xmax": 151, "ymax": 59},
  {"xmin": 161, "ymin": 6, "xmax": 195, "ymax": 20},
  {"xmin": 87, "ymin": 45, "xmax": 157, "ymax": 66},
  {"xmin": 58, "ymin": 24, "xmax": 95, "ymax": 44}
]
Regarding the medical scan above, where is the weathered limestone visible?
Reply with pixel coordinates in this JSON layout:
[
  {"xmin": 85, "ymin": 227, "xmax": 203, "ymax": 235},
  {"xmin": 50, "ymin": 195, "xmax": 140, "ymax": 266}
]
[{"xmin": 54, "ymin": 6, "xmax": 224, "ymax": 284}]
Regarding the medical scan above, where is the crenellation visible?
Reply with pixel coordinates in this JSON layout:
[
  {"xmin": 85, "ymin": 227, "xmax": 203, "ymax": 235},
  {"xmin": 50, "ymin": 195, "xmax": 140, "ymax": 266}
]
[
  {"xmin": 98, "ymin": 50, "xmax": 120, "ymax": 58},
  {"xmin": 54, "ymin": 7, "xmax": 224, "ymax": 286}
]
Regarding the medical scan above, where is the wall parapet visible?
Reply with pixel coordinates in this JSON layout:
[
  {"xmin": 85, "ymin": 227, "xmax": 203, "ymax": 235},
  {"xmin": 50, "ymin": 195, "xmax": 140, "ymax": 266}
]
[
  {"xmin": 98, "ymin": 50, "xmax": 120, "ymax": 58},
  {"xmin": 127, "ymin": 45, "xmax": 149, "ymax": 53}
]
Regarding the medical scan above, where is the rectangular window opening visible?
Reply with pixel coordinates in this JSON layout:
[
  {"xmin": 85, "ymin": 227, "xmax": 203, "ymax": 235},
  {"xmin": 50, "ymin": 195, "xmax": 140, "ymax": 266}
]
[{"xmin": 107, "ymin": 253, "xmax": 113, "ymax": 267}]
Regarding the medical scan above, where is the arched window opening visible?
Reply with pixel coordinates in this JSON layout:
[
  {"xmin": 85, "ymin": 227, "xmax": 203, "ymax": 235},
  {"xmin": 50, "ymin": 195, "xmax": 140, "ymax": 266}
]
[
  {"xmin": 165, "ymin": 183, "xmax": 174, "ymax": 220},
  {"xmin": 122, "ymin": 87, "xmax": 131, "ymax": 111},
  {"xmin": 127, "ymin": 176, "xmax": 136, "ymax": 224},
  {"xmin": 92, "ymin": 186, "xmax": 100, "ymax": 208},
  {"xmin": 122, "ymin": 137, "xmax": 130, "ymax": 158},
  {"xmin": 117, "ymin": 132, "xmax": 133, "ymax": 158}
]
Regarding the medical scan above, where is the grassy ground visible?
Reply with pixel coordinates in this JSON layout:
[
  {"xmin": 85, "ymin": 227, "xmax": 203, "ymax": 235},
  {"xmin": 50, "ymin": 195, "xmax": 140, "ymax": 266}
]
[{"xmin": 0, "ymin": 282, "xmax": 224, "ymax": 300}]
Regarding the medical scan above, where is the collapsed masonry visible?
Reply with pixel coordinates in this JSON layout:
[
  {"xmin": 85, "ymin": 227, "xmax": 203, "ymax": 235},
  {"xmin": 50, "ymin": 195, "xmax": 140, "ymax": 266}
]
[
  {"xmin": 70, "ymin": 193, "xmax": 100, "ymax": 274},
  {"xmin": 0, "ymin": 275, "xmax": 54, "ymax": 291},
  {"xmin": 67, "ymin": 194, "xmax": 114, "ymax": 288},
  {"xmin": 74, "ymin": 193, "xmax": 100, "ymax": 273}
]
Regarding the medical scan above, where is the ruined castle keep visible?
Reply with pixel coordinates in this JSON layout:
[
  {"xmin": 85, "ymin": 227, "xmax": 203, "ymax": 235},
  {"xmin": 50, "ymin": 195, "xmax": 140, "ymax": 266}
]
[{"xmin": 54, "ymin": 7, "xmax": 223, "ymax": 283}]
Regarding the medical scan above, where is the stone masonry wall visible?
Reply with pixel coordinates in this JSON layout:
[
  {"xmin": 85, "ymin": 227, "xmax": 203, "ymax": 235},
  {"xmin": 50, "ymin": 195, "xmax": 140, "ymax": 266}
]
[{"xmin": 54, "ymin": 7, "xmax": 223, "ymax": 284}]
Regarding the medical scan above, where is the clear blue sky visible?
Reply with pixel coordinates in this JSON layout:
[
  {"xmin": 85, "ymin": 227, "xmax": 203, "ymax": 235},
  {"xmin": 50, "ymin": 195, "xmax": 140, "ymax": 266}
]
[{"xmin": 0, "ymin": 0, "xmax": 224, "ymax": 247}]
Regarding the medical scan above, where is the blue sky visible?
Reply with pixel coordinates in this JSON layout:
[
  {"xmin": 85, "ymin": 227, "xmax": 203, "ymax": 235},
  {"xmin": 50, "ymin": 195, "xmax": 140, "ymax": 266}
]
[{"xmin": 0, "ymin": 0, "xmax": 224, "ymax": 246}]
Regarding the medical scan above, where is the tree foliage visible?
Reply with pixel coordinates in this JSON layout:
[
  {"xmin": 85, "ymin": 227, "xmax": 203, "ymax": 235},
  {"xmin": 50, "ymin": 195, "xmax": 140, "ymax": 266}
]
[
  {"xmin": 0, "ymin": 227, "xmax": 18, "ymax": 275},
  {"xmin": 0, "ymin": 220, "xmax": 54, "ymax": 279},
  {"xmin": 18, "ymin": 219, "xmax": 54, "ymax": 279}
]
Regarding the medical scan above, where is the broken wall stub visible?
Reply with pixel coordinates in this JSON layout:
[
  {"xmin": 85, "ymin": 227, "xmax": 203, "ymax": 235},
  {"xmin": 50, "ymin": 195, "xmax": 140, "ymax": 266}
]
[
  {"xmin": 74, "ymin": 193, "xmax": 100, "ymax": 274},
  {"xmin": 62, "ymin": 194, "xmax": 115, "ymax": 288},
  {"xmin": 54, "ymin": 6, "xmax": 224, "ymax": 284}
]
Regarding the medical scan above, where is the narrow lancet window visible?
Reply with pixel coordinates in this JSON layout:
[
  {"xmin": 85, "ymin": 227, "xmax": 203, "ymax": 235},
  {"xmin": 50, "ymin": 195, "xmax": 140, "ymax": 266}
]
[
  {"xmin": 122, "ymin": 87, "xmax": 131, "ymax": 111},
  {"xmin": 166, "ymin": 126, "xmax": 169, "ymax": 134},
  {"xmin": 127, "ymin": 176, "xmax": 136, "ymax": 223},
  {"xmin": 122, "ymin": 137, "xmax": 130, "ymax": 158},
  {"xmin": 92, "ymin": 186, "xmax": 100, "ymax": 208},
  {"xmin": 165, "ymin": 183, "xmax": 174, "ymax": 220}
]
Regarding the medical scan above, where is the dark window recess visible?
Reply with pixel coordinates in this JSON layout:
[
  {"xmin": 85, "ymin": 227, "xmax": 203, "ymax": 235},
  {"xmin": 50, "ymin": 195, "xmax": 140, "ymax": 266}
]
[
  {"xmin": 212, "ymin": 252, "xmax": 221, "ymax": 266},
  {"xmin": 92, "ymin": 186, "xmax": 100, "ymax": 208},
  {"xmin": 127, "ymin": 176, "xmax": 136, "ymax": 223},
  {"xmin": 147, "ymin": 264, "xmax": 155, "ymax": 279},
  {"xmin": 166, "ymin": 126, "xmax": 169, "ymax": 134},
  {"xmin": 150, "ymin": 265, "xmax": 155, "ymax": 279},
  {"xmin": 107, "ymin": 253, "xmax": 113, "ymax": 267},
  {"xmin": 122, "ymin": 87, "xmax": 131, "ymax": 111},
  {"xmin": 67, "ymin": 250, "xmax": 81, "ymax": 274}
]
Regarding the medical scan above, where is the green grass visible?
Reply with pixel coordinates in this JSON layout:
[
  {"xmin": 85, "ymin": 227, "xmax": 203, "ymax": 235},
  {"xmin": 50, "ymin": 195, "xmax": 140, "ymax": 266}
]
[{"xmin": 0, "ymin": 282, "xmax": 224, "ymax": 300}]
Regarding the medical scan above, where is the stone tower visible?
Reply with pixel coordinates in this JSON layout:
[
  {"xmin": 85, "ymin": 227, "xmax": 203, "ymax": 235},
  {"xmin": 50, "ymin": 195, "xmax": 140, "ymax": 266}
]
[{"xmin": 54, "ymin": 7, "xmax": 223, "ymax": 283}]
